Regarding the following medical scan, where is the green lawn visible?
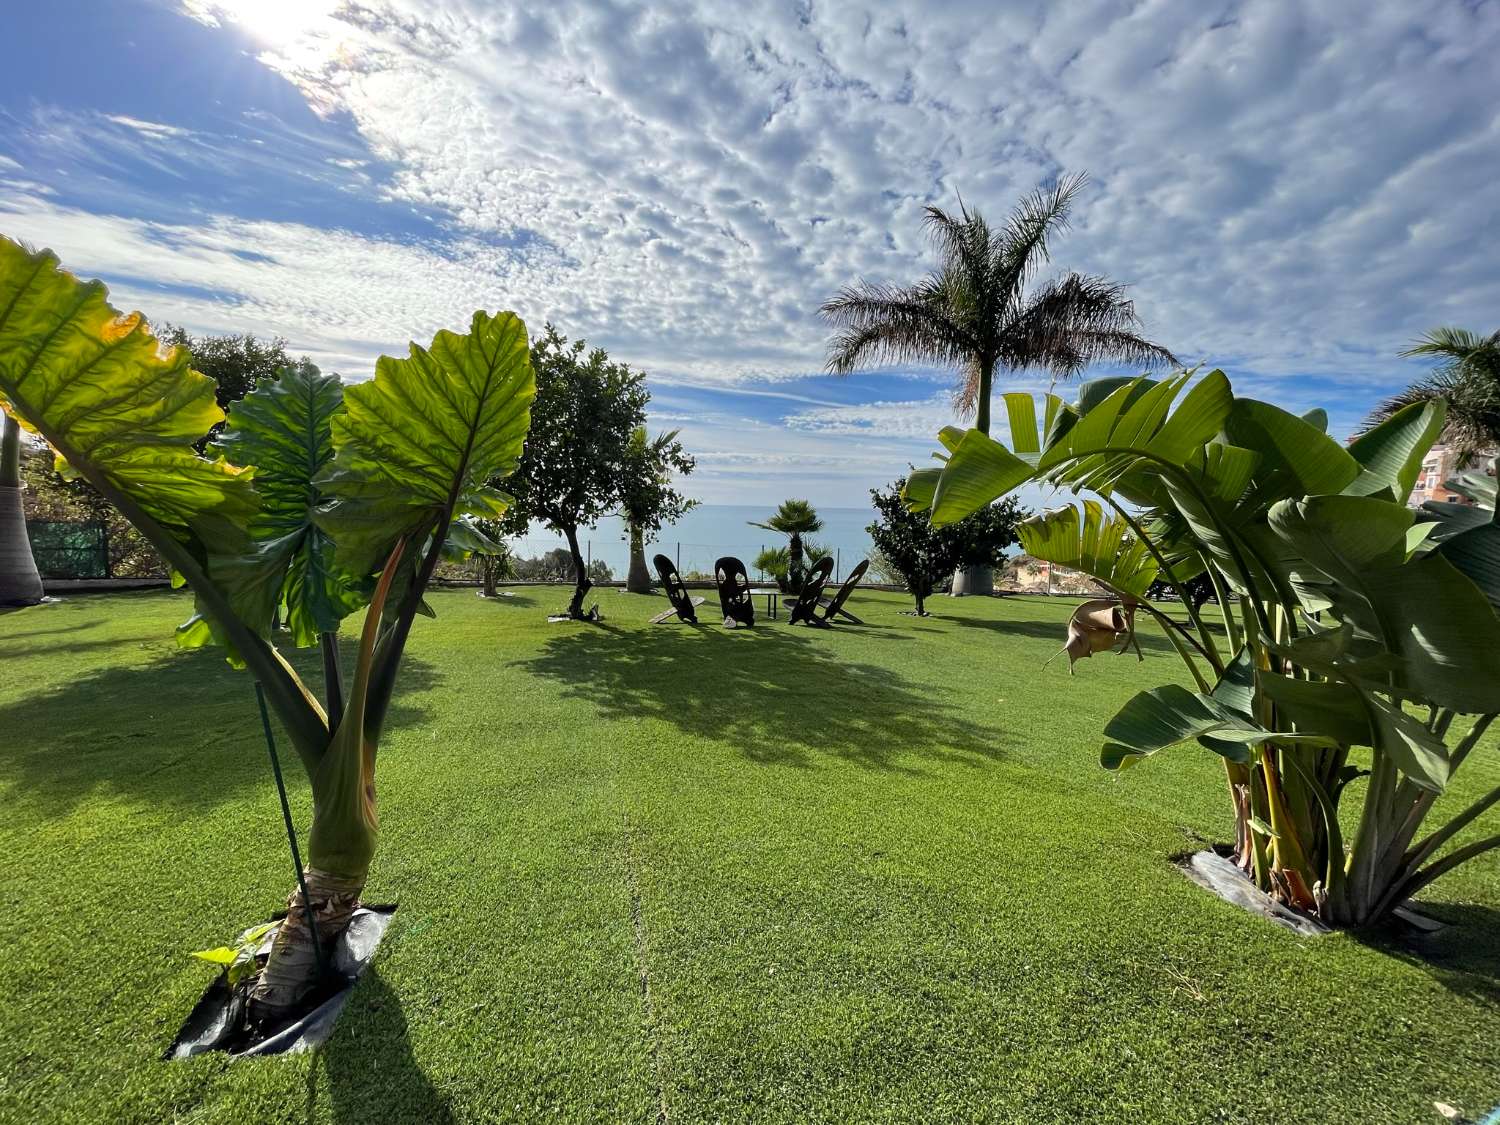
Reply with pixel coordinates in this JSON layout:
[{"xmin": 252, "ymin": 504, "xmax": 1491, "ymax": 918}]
[{"xmin": 2, "ymin": 588, "xmax": 1498, "ymax": 1123}]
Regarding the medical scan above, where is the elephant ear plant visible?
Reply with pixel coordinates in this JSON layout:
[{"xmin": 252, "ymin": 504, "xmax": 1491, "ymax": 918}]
[
  {"xmin": 905, "ymin": 367, "xmax": 1500, "ymax": 927},
  {"xmin": 0, "ymin": 236, "xmax": 535, "ymax": 1024}
]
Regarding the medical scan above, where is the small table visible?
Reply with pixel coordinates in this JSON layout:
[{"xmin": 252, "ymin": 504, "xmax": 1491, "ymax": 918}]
[{"xmin": 749, "ymin": 588, "xmax": 781, "ymax": 620}]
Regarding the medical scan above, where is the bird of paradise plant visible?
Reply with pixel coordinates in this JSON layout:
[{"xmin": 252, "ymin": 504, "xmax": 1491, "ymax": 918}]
[{"xmin": 905, "ymin": 369, "xmax": 1500, "ymax": 926}]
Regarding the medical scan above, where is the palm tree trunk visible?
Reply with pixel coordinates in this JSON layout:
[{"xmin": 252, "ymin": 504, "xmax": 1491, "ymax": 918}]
[
  {"xmin": 626, "ymin": 523, "xmax": 653, "ymax": 593},
  {"xmin": 974, "ymin": 357, "xmax": 995, "ymax": 435},
  {"xmin": 788, "ymin": 532, "xmax": 804, "ymax": 593},
  {"xmin": 248, "ymin": 866, "xmax": 363, "ymax": 1024},
  {"xmin": 0, "ymin": 414, "xmax": 44, "ymax": 606},
  {"xmin": 481, "ymin": 556, "xmax": 498, "ymax": 597},
  {"xmin": 563, "ymin": 524, "xmax": 592, "ymax": 618}
]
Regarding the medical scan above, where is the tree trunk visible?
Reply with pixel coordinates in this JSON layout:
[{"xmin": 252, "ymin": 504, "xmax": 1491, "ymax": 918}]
[
  {"xmin": 0, "ymin": 415, "xmax": 44, "ymax": 606},
  {"xmin": 626, "ymin": 523, "xmax": 653, "ymax": 593},
  {"xmin": 562, "ymin": 524, "xmax": 592, "ymax": 618},
  {"xmin": 247, "ymin": 866, "xmax": 363, "ymax": 1025},
  {"xmin": 951, "ymin": 565, "xmax": 992, "ymax": 597},
  {"xmin": 974, "ymin": 357, "xmax": 995, "ymax": 435},
  {"xmin": 913, "ymin": 590, "xmax": 926, "ymax": 616},
  {"xmin": 788, "ymin": 532, "xmax": 804, "ymax": 594},
  {"xmin": 481, "ymin": 556, "xmax": 498, "ymax": 597}
]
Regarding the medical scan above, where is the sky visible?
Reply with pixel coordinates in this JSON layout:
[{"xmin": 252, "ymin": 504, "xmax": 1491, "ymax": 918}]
[{"xmin": 2, "ymin": 0, "xmax": 1497, "ymax": 508}]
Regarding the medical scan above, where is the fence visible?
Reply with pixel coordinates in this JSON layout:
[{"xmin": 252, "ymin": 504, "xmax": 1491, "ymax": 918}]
[
  {"xmin": 502, "ymin": 535, "xmax": 865, "ymax": 584},
  {"xmin": 27, "ymin": 520, "xmax": 110, "ymax": 579}
]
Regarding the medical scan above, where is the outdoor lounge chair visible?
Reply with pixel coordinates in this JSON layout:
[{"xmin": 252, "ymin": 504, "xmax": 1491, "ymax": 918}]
[
  {"xmin": 1045, "ymin": 597, "xmax": 1142, "ymax": 673},
  {"xmin": 787, "ymin": 555, "xmax": 835, "ymax": 625},
  {"xmin": 648, "ymin": 554, "xmax": 704, "ymax": 624},
  {"xmin": 813, "ymin": 558, "xmax": 868, "ymax": 625},
  {"xmin": 714, "ymin": 556, "xmax": 755, "ymax": 627}
]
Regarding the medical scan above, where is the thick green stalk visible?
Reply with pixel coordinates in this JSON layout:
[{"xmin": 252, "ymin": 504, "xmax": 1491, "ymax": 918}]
[{"xmin": 1101, "ymin": 495, "xmax": 1223, "ymax": 676}]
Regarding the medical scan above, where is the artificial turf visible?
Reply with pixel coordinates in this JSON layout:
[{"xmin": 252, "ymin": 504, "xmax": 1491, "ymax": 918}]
[{"xmin": 1, "ymin": 587, "xmax": 1497, "ymax": 1123}]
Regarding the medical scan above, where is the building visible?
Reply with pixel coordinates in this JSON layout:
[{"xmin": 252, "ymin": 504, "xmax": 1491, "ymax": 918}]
[{"xmin": 1409, "ymin": 444, "xmax": 1497, "ymax": 507}]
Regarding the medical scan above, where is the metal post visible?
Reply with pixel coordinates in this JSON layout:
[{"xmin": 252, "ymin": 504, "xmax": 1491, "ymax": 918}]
[
  {"xmin": 835, "ymin": 548, "xmax": 841, "ymax": 583},
  {"xmin": 254, "ymin": 682, "xmax": 327, "ymax": 979},
  {"xmin": 676, "ymin": 542, "xmax": 681, "ymax": 572}
]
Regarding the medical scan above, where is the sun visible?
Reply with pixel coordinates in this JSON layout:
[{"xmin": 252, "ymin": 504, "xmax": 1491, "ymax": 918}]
[{"xmin": 185, "ymin": 0, "xmax": 340, "ymax": 48}]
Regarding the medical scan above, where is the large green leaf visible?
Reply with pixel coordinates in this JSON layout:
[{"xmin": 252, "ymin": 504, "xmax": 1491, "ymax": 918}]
[
  {"xmin": 927, "ymin": 427, "xmax": 1032, "ymax": 526},
  {"xmin": 1016, "ymin": 501, "xmax": 1159, "ymax": 597},
  {"xmin": 1100, "ymin": 683, "xmax": 1333, "ymax": 771},
  {"xmin": 1224, "ymin": 398, "xmax": 1361, "ymax": 508},
  {"xmin": 1268, "ymin": 495, "xmax": 1500, "ymax": 713},
  {"xmin": 0, "ymin": 238, "xmax": 255, "ymax": 538},
  {"xmin": 315, "ymin": 310, "xmax": 536, "ymax": 575},
  {"xmin": 1344, "ymin": 401, "xmax": 1446, "ymax": 502},
  {"xmin": 207, "ymin": 362, "xmax": 365, "ymax": 646}
]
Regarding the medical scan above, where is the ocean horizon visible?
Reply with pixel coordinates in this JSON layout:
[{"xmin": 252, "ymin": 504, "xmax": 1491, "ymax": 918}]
[{"xmin": 505, "ymin": 503, "xmax": 879, "ymax": 580}]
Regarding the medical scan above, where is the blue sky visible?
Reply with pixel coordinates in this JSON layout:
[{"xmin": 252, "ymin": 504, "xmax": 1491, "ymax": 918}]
[{"xmin": 3, "ymin": 1, "xmax": 1498, "ymax": 507}]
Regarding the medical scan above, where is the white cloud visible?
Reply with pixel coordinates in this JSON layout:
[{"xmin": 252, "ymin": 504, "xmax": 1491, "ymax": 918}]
[{"xmin": 9, "ymin": 1, "xmax": 1500, "ymax": 502}]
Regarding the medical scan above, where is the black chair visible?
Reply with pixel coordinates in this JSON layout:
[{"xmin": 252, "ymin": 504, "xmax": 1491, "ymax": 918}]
[
  {"xmin": 649, "ymin": 554, "xmax": 704, "ymax": 624},
  {"xmin": 787, "ymin": 555, "xmax": 835, "ymax": 625},
  {"xmin": 714, "ymin": 556, "xmax": 755, "ymax": 627},
  {"xmin": 815, "ymin": 558, "xmax": 868, "ymax": 625}
]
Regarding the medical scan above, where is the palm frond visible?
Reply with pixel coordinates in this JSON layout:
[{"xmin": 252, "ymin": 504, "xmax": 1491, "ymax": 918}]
[
  {"xmin": 1001, "ymin": 273, "xmax": 1176, "ymax": 377},
  {"xmin": 820, "ymin": 280, "xmax": 975, "ymax": 374},
  {"xmin": 993, "ymin": 171, "xmax": 1088, "ymax": 300}
]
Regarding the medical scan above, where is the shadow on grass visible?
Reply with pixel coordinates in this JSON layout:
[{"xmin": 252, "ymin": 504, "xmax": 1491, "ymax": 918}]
[
  {"xmin": 519, "ymin": 623, "xmax": 1006, "ymax": 772},
  {"xmin": 310, "ymin": 970, "xmax": 455, "ymax": 1124},
  {"xmin": 0, "ymin": 645, "xmax": 439, "ymax": 818},
  {"xmin": 1354, "ymin": 903, "xmax": 1500, "ymax": 1003}
]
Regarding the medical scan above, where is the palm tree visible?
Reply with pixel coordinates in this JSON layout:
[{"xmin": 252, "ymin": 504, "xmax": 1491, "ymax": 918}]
[
  {"xmin": 0, "ymin": 410, "xmax": 44, "ymax": 606},
  {"xmin": 1364, "ymin": 327, "xmax": 1500, "ymax": 466},
  {"xmin": 820, "ymin": 172, "xmax": 1176, "ymax": 434},
  {"xmin": 750, "ymin": 499, "xmax": 823, "ymax": 593}
]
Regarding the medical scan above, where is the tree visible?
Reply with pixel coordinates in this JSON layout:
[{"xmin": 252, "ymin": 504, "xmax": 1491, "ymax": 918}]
[
  {"xmin": 0, "ymin": 409, "xmax": 44, "ymax": 605},
  {"xmin": 906, "ymin": 367, "xmax": 1500, "ymax": 927},
  {"xmin": 498, "ymin": 325, "xmax": 651, "ymax": 619},
  {"xmin": 619, "ymin": 426, "xmax": 695, "ymax": 593},
  {"xmin": 867, "ymin": 478, "xmax": 1024, "ymax": 614},
  {"xmin": 754, "ymin": 537, "xmax": 832, "ymax": 592},
  {"xmin": 819, "ymin": 173, "xmax": 1175, "ymax": 434},
  {"xmin": 749, "ymin": 499, "xmax": 823, "ymax": 593},
  {"xmin": 161, "ymin": 326, "xmax": 300, "ymax": 448},
  {"xmin": 0, "ymin": 236, "xmax": 535, "ymax": 1028},
  {"xmin": 1363, "ymin": 326, "xmax": 1500, "ymax": 466},
  {"xmin": 820, "ymin": 173, "xmax": 1173, "ymax": 592}
]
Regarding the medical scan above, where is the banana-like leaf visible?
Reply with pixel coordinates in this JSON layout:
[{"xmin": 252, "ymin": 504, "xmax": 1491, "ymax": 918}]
[
  {"xmin": 1344, "ymin": 400, "xmax": 1446, "ymax": 502},
  {"xmin": 1016, "ymin": 501, "xmax": 1159, "ymax": 597},
  {"xmin": 1101, "ymin": 683, "xmax": 1335, "ymax": 771},
  {"xmin": 0, "ymin": 238, "xmax": 256, "ymax": 539},
  {"xmin": 1259, "ymin": 674, "xmax": 1371, "ymax": 747},
  {"xmin": 1224, "ymin": 398, "xmax": 1362, "ymax": 509},
  {"xmin": 900, "ymin": 466, "xmax": 943, "ymax": 513},
  {"xmin": 928, "ymin": 428, "xmax": 1033, "ymax": 526},
  {"xmin": 315, "ymin": 310, "xmax": 535, "ymax": 575},
  {"xmin": 207, "ymin": 362, "xmax": 365, "ymax": 646},
  {"xmin": 1360, "ymin": 689, "xmax": 1449, "ymax": 792},
  {"xmin": 1268, "ymin": 494, "xmax": 1500, "ymax": 713}
]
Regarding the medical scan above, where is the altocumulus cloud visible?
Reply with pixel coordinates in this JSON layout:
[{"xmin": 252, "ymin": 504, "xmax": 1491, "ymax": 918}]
[{"xmin": 3, "ymin": 0, "xmax": 1498, "ymax": 501}]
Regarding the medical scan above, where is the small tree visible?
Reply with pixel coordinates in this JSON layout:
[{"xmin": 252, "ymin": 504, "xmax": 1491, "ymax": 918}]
[
  {"xmin": 498, "ymin": 325, "xmax": 651, "ymax": 619},
  {"xmin": 619, "ymin": 426, "xmax": 695, "ymax": 593},
  {"xmin": 867, "ymin": 477, "xmax": 1024, "ymax": 614},
  {"xmin": 750, "ymin": 499, "xmax": 824, "ymax": 592}
]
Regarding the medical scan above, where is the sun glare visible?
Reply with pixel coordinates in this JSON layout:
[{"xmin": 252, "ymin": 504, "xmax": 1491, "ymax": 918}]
[{"xmin": 189, "ymin": 0, "xmax": 339, "ymax": 47}]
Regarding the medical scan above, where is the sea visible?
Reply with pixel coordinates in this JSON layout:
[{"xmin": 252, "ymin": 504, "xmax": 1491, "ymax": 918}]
[{"xmin": 505, "ymin": 503, "xmax": 878, "ymax": 582}]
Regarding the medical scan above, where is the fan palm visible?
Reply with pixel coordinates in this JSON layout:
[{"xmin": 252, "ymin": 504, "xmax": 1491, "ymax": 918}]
[
  {"xmin": 820, "ymin": 173, "xmax": 1176, "ymax": 433},
  {"xmin": 750, "ymin": 499, "xmax": 823, "ymax": 591},
  {"xmin": 1364, "ymin": 327, "xmax": 1500, "ymax": 466}
]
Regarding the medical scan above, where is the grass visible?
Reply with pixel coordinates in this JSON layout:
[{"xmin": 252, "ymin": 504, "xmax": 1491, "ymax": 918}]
[{"xmin": 1, "ymin": 587, "xmax": 1498, "ymax": 1123}]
